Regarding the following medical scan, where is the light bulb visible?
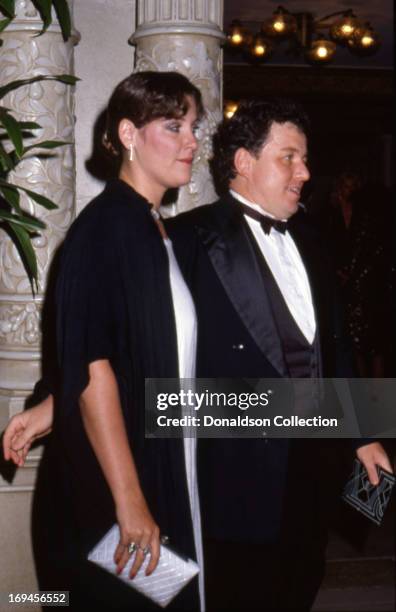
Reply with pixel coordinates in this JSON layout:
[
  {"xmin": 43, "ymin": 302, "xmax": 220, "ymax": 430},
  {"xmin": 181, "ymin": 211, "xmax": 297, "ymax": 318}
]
[
  {"xmin": 231, "ymin": 33, "xmax": 243, "ymax": 44},
  {"xmin": 224, "ymin": 103, "xmax": 238, "ymax": 119},
  {"xmin": 307, "ymin": 38, "xmax": 336, "ymax": 63},
  {"xmin": 273, "ymin": 20, "xmax": 285, "ymax": 33},
  {"xmin": 341, "ymin": 23, "xmax": 354, "ymax": 35},
  {"xmin": 361, "ymin": 35, "xmax": 374, "ymax": 47},
  {"xmin": 317, "ymin": 46, "xmax": 328, "ymax": 58},
  {"xmin": 254, "ymin": 44, "xmax": 266, "ymax": 55}
]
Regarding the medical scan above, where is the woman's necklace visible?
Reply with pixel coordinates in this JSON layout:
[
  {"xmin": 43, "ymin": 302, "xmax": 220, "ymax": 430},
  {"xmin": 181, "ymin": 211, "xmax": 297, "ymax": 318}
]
[{"xmin": 151, "ymin": 207, "xmax": 168, "ymax": 239}]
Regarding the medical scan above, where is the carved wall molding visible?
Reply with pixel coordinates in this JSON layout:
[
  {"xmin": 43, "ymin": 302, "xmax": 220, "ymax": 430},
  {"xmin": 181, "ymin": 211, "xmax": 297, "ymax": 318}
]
[
  {"xmin": 0, "ymin": 34, "xmax": 75, "ymax": 294},
  {"xmin": 0, "ymin": 0, "xmax": 77, "ymax": 396},
  {"xmin": 0, "ymin": 301, "xmax": 41, "ymax": 347}
]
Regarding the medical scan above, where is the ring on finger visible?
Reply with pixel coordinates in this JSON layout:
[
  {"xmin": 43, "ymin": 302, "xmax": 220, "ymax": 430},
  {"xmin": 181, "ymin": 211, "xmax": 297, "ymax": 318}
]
[
  {"xmin": 127, "ymin": 542, "xmax": 137, "ymax": 555},
  {"xmin": 139, "ymin": 545, "xmax": 150, "ymax": 556}
]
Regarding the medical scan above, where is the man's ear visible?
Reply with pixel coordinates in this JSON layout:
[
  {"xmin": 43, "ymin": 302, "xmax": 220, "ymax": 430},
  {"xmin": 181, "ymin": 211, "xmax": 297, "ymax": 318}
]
[
  {"xmin": 234, "ymin": 148, "xmax": 254, "ymax": 179},
  {"xmin": 118, "ymin": 119, "xmax": 137, "ymax": 150}
]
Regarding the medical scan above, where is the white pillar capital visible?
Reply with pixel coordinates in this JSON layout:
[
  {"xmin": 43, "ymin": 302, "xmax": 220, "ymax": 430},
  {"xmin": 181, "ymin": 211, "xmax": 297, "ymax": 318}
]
[{"xmin": 131, "ymin": 0, "xmax": 224, "ymax": 40}]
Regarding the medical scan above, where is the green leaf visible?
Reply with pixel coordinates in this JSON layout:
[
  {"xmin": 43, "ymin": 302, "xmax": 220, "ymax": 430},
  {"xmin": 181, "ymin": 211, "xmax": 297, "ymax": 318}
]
[
  {"xmin": 0, "ymin": 73, "xmax": 79, "ymax": 99},
  {"xmin": 53, "ymin": 0, "xmax": 71, "ymax": 40},
  {"xmin": 0, "ymin": 183, "xmax": 21, "ymax": 212},
  {"xmin": 53, "ymin": 74, "xmax": 80, "ymax": 85},
  {"xmin": 0, "ymin": 0, "xmax": 15, "ymax": 19},
  {"xmin": 7, "ymin": 221, "xmax": 38, "ymax": 290},
  {"xmin": 18, "ymin": 121, "xmax": 41, "ymax": 131},
  {"xmin": 0, "ymin": 209, "xmax": 45, "ymax": 231},
  {"xmin": 19, "ymin": 186, "xmax": 58, "ymax": 210},
  {"xmin": 0, "ymin": 109, "xmax": 23, "ymax": 157},
  {"xmin": 23, "ymin": 139, "xmax": 70, "ymax": 154},
  {"xmin": 0, "ymin": 141, "xmax": 14, "ymax": 171},
  {"xmin": 0, "ymin": 178, "xmax": 58, "ymax": 210},
  {"xmin": 1, "ymin": 147, "xmax": 19, "ymax": 169},
  {"xmin": 31, "ymin": 0, "xmax": 52, "ymax": 34},
  {"xmin": 0, "ymin": 16, "xmax": 11, "ymax": 31}
]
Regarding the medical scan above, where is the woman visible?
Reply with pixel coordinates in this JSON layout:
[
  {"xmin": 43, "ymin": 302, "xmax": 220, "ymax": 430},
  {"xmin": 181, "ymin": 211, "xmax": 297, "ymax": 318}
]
[
  {"xmin": 328, "ymin": 172, "xmax": 391, "ymax": 376},
  {"xmin": 4, "ymin": 71, "xmax": 204, "ymax": 611}
]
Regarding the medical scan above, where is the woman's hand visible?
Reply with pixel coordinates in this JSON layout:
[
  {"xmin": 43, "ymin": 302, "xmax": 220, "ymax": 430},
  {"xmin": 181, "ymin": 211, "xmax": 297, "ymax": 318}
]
[
  {"xmin": 79, "ymin": 360, "xmax": 161, "ymax": 580},
  {"xmin": 114, "ymin": 492, "xmax": 161, "ymax": 578},
  {"xmin": 356, "ymin": 442, "xmax": 393, "ymax": 485},
  {"xmin": 2, "ymin": 396, "xmax": 54, "ymax": 467}
]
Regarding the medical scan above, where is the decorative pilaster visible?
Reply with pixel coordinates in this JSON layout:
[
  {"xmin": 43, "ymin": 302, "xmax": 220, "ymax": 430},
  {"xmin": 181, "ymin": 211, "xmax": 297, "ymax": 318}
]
[
  {"xmin": 131, "ymin": 0, "xmax": 225, "ymax": 215},
  {"xmin": 0, "ymin": 1, "xmax": 79, "ymax": 414}
]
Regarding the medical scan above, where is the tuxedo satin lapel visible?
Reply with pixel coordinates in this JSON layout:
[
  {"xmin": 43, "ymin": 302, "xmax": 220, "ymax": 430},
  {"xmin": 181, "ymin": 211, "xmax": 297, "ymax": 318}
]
[{"xmin": 197, "ymin": 204, "xmax": 288, "ymax": 377}]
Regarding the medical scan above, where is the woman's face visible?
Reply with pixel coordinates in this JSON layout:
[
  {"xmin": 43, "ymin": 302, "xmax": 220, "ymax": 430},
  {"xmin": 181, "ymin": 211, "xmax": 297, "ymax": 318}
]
[
  {"xmin": 336, "ymin": 175, "xmax": 360, "ymax": 202},
  {"xmin": 133, "ymin": 98, "xmax": 200, "ymax": 191}
]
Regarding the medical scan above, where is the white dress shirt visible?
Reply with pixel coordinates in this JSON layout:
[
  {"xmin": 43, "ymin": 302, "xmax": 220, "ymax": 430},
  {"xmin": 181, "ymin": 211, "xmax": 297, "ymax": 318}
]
[{"xmin": 230, "ymin": 189, "xmax": 316, "ymax": 344}]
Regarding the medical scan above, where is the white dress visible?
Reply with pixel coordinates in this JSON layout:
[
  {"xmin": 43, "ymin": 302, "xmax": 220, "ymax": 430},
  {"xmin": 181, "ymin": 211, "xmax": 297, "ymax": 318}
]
[{"xmin": 163, "ymin": 238, "xmax": 205, "ymax": 612}]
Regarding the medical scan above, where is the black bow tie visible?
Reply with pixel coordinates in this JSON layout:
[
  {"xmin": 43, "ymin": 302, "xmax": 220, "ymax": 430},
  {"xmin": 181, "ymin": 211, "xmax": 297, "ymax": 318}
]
[{"xmin": 238, "ymin": 203, "xmax": 288, "ymax": 235}]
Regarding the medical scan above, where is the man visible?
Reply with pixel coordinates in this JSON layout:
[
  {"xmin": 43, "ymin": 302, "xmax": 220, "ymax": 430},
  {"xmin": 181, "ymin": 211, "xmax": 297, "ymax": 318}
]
[{"xmin": 169, "ymin": 99, "xmax": 392, "ymax": 611}]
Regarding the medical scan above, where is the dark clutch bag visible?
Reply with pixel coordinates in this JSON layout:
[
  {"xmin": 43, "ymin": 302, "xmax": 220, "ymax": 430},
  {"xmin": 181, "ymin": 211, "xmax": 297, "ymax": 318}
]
[{"xmin": 342, "ymin": 458, "xmax": 395, "ymax": 526}]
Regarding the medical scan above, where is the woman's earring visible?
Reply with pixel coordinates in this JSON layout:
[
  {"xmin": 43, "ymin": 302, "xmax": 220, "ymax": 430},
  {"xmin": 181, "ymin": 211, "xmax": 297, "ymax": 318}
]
[{"xmin": 129, "ymin": 143, "xmax": 134, "ymax": 162}]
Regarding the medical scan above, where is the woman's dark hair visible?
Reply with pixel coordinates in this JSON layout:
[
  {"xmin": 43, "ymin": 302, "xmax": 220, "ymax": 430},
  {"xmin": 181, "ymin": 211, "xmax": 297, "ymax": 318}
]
[
  {"xmin": 102, "ymin": 71, "xmax": 204, "ymax": 157},
  {"xmin": 211, "ymin": 98, "xmax": 310, "ymax": 192}
]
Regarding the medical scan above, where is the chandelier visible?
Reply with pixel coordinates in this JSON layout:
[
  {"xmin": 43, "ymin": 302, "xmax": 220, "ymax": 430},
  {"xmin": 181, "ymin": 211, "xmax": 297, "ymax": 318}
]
[{"xmin": 226, "ymin": 6, "xmax": 381, "ymax": 65}]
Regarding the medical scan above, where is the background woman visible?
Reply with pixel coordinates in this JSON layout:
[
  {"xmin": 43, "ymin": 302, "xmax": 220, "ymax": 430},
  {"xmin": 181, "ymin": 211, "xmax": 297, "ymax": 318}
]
[{"xmin": 328, "ymin": 172, "xmax": 391, "ymax": 376}]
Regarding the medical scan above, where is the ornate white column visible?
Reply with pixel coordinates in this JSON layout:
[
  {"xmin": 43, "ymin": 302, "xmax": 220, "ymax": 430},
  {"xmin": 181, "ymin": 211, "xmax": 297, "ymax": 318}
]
[
  {"xmin": 0, "ymin": 0, "xmax": 79, "ymax": 421},
  {"xmin": 131, "ymin": 0, "xmax": 225, "ymax": 215}
]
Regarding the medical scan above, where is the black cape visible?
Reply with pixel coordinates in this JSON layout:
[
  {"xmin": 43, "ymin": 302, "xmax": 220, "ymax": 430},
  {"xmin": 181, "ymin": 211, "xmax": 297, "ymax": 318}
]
[{"xmin": 50, "ymin": 179, "xmax": 198, "ymax": 609}]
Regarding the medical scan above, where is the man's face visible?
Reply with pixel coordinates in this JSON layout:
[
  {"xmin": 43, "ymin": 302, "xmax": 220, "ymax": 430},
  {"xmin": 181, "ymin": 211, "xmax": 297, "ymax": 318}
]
[{"xmin": 244, "ymin": 121, "xmax": 310, "ymax": 220}]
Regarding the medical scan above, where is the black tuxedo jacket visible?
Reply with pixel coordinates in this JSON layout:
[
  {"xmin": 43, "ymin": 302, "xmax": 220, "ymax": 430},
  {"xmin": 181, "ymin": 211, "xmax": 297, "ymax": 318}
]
[
  {"xmin": 166, "ymin": 194, "xmax": 355, "ymax": 542},
  {"xmin": 168, "ymin": 193, "xmax": 354, "ymax": 379}
]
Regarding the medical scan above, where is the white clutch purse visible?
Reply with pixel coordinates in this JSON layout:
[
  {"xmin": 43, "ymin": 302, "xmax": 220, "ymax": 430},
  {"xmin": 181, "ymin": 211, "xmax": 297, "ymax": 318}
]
[{"xmin": 88, "ymin": 525, "xmax": 199, "ymax": 608}]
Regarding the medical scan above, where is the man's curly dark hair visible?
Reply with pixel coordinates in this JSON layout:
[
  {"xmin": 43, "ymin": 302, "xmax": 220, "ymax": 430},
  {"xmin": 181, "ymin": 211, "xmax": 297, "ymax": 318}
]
[{"xmin": 211, "ymin": 98, "xmax": 310, "ymax": 193}]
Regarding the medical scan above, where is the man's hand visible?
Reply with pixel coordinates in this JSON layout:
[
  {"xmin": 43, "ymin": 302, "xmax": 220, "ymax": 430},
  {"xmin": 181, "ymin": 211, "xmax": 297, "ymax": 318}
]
[
  {"xmin": 356, "ymin": 442, "xmax": 393, "ymax": 486},
  {"xmin": 2, "ymin": 396, "xmax": 54, "ymax": 467}
]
